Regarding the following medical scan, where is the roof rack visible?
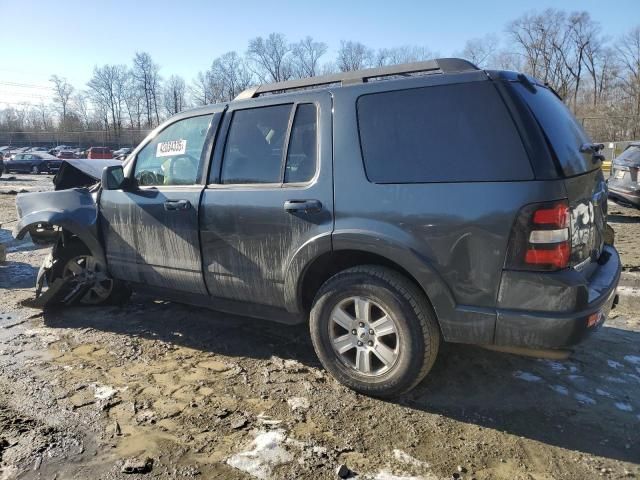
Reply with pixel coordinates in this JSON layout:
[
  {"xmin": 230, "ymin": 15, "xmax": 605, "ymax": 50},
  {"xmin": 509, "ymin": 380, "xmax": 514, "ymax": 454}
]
[{"xmin": 234, "ymin": 57, "xmax": 479, "ymax": 100}]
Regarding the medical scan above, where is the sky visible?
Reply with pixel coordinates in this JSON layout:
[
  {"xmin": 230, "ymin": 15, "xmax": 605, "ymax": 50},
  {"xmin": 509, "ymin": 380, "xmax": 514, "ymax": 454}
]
[{"xmin": 0, "ymin": 0, "xmax": 639, "ymax": 106}]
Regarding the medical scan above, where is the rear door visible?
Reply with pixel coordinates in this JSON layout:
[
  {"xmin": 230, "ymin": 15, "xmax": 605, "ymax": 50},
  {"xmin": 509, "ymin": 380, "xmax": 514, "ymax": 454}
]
[
  {"xmin": 100, "ymin": 112, "xmax": 218, "ymax": 294},
  {"xmin": 200, "ymin": 92, "xmax": 333, "ymax": 308},
  {"xmin": 512, "ymin": 82, "xmax": 607, "ymax": 268}
]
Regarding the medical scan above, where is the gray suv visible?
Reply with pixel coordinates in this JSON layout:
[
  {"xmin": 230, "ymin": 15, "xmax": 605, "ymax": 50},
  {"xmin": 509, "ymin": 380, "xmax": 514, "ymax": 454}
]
[{"xmin": 14, "ymin": 58, "xmax": 621, "ymax": 397}]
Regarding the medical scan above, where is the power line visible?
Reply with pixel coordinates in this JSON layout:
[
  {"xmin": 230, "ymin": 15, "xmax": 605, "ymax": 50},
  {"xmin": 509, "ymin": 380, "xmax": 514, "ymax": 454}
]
[{"xmin": 0, "ymin": 81, "xmax": 53, "ymax": 91}]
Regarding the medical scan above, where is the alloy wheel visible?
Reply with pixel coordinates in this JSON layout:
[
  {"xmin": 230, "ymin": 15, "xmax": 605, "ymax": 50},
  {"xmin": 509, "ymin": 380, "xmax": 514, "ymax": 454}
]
[{"xmin": 328, "ymin": 296, "xmax": 400, "ymax": 376}]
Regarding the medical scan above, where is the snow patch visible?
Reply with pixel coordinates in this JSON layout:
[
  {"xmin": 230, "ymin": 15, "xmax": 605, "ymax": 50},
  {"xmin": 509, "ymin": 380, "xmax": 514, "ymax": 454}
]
[
  {"xmin": 514, "ymin": 371, "xmax": 542, "ymax": 382},
  {"xmin": 227, "ymin": 429, "xmax": 292, "ymax": 479},
  {"xmin": 373, "ymin": 471, "xmax": 434, "ymax": 480},
  {"xmin": 92, "ymin": 384, "xmax": 118, "ymax": 400},
  {"xmin": 549, "ymin": 385, "xmax": 569, "ymax": 396},
  {"xmin": 393, "ymin": 449, "xmax": 430, "ymax": 468},
  {"xmin": 287, "ymin": 397, "xmax": 310, "ymax": 412}
]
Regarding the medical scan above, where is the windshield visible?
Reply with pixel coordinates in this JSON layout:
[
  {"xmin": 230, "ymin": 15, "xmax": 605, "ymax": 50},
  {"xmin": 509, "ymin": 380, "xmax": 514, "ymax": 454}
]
[
  {"xmin": 616, "ymin": 146, "xmax": 640, "ymax": 164},
  {"xmin": 513, "ymin": 82, "xmax": 598, "ymax": 177}
]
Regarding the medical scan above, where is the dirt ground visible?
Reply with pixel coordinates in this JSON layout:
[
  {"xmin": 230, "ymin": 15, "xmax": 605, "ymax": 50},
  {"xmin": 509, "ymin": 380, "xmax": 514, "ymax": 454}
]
[{"xmin": 0, "ymin": 173, "xmax": 639, "ymax": 480}]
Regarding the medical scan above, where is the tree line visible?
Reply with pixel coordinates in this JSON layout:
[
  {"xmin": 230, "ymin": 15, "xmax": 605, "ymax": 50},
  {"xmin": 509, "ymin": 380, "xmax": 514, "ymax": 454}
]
[{"xmin": 1, "ymin": 8, "xmax": 639, "ymax": 145}]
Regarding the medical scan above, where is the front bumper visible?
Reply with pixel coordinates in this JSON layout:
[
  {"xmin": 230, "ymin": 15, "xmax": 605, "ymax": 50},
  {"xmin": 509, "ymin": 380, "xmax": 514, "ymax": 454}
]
[{"xmin": 494, "ymin": 245, "xmax": 621, "ymax": 348}]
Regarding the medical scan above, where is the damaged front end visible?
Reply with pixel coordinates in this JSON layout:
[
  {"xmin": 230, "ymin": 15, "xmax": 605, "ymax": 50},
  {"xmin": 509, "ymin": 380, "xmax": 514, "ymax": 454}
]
[{"xmin": 13, "ymin": 160, "xmax": 123, "ymax": 308}]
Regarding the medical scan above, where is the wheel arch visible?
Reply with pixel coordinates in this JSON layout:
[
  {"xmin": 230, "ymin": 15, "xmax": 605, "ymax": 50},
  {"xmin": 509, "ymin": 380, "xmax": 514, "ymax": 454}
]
[{"xmin": 288, "ymin": 233, "xmax": 456, "ymax": 334}]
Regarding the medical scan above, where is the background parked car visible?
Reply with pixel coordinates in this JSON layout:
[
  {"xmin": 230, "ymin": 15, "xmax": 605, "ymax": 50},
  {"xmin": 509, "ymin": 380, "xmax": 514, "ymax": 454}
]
[
  {"xmin": 86, "ymin": 147, "xmax": 112, "ymax": 159},
  {"xmin": 608, "ymin": 142, "xmax": 640, "ymax": 208},
  {"xmin": 4, "ymin": 152, "xmax": 63, "ymax": 174},
  {"xmin": 56, "ymin": 150, "xmax": 75, "ymax": 160}
]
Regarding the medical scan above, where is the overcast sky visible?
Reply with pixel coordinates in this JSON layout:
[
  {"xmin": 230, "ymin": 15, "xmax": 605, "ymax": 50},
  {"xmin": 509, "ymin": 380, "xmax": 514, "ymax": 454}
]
[{"xmin": 1, "ymin": 0, "xmax": 639, "ymax": 106}]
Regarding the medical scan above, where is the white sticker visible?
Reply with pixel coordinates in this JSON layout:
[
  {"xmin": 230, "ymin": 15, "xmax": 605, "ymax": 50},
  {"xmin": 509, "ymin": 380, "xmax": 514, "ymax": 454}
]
[{"xmin": 156, "ymin": 139, "xmax": 187, "ymax": 157}]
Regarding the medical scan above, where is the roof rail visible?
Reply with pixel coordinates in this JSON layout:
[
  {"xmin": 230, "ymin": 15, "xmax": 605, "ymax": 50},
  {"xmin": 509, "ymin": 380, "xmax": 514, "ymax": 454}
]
[{"xmin": 234, "ymin": 57, "xmax": 479, "ymax": 100}]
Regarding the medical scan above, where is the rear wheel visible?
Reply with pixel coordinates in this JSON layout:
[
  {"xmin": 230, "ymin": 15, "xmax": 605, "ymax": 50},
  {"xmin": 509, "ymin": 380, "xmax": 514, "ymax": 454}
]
[
  {"xmin": 310, "ymin": 265, "xmax": 440, "ymax": 398},
  {"xmin": 49, "ymin": 241, "xmax": 130, "ymax": 306}
]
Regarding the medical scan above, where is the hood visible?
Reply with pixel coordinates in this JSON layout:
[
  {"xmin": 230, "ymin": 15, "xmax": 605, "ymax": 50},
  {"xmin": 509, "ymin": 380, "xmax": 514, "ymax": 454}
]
[{"xmin": 53, "ymin": 158, "xmax": 122, "ymax": 190}]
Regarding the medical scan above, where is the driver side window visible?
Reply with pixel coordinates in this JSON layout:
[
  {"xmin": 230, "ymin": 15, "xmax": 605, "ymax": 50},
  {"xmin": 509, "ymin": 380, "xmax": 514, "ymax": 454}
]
[{"xmin": 134, "ymin": 114, "xmax": 213, "ymax": 186}]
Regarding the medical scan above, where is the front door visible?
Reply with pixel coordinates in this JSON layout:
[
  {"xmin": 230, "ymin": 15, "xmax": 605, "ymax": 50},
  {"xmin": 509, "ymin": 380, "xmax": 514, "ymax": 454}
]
[
  {"xmin": 99, "ymin": 113, "xmax": 217, "ymax": 294},
  {"xmin": 200, "ymin": 91, "xmax": 333, "ymax": 308}
]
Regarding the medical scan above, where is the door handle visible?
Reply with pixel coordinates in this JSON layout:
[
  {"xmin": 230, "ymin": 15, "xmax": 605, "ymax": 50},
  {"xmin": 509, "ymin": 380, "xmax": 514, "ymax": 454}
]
[
  {"xmin": 283, "ymin": 199, "xmax": 322, "ymax": 213},
  {"xmin": 164, "ymin": 199, "xmax": 191, "ymax": 211}
]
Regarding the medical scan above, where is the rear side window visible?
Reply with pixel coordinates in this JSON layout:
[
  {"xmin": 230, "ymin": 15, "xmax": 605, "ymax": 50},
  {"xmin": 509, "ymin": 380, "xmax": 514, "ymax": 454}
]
[
  {"xmin": 221, "ymin": 104, "xmax": 292, "ymax": 184},
  {"xmin": 513, "ymin": 83, "xmax": 595, "ymax": 177},
  {"xmin": 357, "ymin": 82, "xmax": 532, "ymax": 183}
]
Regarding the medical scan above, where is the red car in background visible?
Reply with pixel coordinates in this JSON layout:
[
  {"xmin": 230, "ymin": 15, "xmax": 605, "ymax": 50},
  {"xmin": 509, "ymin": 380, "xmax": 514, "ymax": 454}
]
[{"xmin": 86, "ymin": 147, "xmax": 112, "ymax": 159}]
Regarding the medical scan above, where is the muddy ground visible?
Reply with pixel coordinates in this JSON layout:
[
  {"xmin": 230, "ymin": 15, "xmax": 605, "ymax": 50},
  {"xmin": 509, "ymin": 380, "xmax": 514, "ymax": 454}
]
[{"xmin": 0, "ymin": 173, "xmax": 639, "ymax": 480}]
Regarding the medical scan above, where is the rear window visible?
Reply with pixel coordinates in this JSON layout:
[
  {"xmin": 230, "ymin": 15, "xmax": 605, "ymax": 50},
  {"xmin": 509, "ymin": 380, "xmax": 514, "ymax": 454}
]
[
  {"xmin": 357, "ymin": 82, "xmax": 532, "ymax": 183},
  {"xmin": 513, "ymin": 83, "xmax": 596, "ymax": 177}
]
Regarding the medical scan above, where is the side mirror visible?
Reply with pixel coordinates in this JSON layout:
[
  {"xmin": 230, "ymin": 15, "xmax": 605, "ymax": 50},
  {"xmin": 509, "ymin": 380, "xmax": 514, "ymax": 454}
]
[{"xmin": 102, "ymin": 165, "xmax": 125, "ymax": 190}]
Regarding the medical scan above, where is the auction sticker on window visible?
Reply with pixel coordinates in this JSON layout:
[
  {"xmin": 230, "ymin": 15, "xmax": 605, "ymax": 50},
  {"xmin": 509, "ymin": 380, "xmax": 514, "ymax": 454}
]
[{"xmin": 156, "ymin": 139, "xmax": 187, "ymax": 157}]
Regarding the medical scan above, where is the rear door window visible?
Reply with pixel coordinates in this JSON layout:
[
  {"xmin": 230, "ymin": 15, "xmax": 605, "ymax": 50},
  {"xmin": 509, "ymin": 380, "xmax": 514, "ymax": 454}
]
[
  {"xmin": 221, "ymin": 104, "xmax": 292, "ymax": 184},
  {"xmin": 513, "ymin": 83, "xmax": 596, "ymax": 177},
  {"xmin": 357, "ymin": 81, "xmax": 532, "ymax": 183}
]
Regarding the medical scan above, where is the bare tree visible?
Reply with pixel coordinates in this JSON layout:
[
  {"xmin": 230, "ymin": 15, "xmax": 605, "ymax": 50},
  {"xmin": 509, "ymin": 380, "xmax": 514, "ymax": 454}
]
[
  {"xmin": 190, "ymin": 71, "xmax": 215, "ymax": 106},
  {"xmin": 133, "ymin": 52, "xmax": 162, "ymax": 127},
  {"xmin": 507, "ymin": 9, "xmax": 575, "ymax": 98},
  {"xmin": 291, "ymin": 37, "xmax": 328, "ymax": 77},
  {"xmin": 337, "ymin": 41, "xmax": 373, "ymax": 71},
  {"xmin": 211, "ymin": 52, "xmax": 254, "ymax": 101},
  {"xmin": 34, "ymin": 102, "xmax": 52, "ymax": 130},
  {"xmin": 71, "ymin": 93, "xmax": 91, "ymax": 129},
  {"xmin": 247, "ymin": 33, "xmax": 292, "ymax": 82},
  {"xmin": 375, "ymin": 45, "xmax": 435, "ymax": 67},
  {"xmin": 163, "ymin": 75, "xmax": 187, "ymax": 116},
  {"xmin": 458, "ymin": 34, "xmax": 499, "ymax": 68},
  {"xmin": 49, "ymin": 75, "xmax": 74, "ymax": 130},
  {"xmin": 616, "ymin": 25, "xmax": 640, "ymax": 137},
  {"xmin": 87, "ymin": 65, "xmax": 129, "ymax": 138}
]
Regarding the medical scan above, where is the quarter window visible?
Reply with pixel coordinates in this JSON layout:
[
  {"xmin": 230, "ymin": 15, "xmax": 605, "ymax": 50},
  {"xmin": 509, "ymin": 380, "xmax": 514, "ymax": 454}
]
[
  {"xmin": 357, "ymin": 82, "xmax": 532, "ymax": 183},
  {"xmin": 134, "ymin": 114, "xmax": 213, "ymax": 186},
  {"xmin": 221, "ymin": 104, "xmax": 292, "ymax": 184}
]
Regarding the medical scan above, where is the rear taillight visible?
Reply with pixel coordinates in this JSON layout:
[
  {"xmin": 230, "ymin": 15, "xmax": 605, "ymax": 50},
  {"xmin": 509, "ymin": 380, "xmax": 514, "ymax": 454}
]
[{"xmin": 506, "ymin": 200, "xmax": 571, "ymax": 271}]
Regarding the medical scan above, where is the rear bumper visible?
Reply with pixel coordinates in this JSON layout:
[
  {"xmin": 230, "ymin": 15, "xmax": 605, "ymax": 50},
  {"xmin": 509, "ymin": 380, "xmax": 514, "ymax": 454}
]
[
  {"xmin": 608, "ymin": 186, "xmax": 640, "ymax": 208},
  {"xmin": 494, "ymin": 245, "xmax": 621, "ymax": 348}
]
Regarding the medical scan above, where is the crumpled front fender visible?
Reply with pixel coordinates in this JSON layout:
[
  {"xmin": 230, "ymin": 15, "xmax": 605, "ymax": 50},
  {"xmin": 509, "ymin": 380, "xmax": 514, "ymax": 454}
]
[{"xmin": 12, "ymin": 188, "xmax": 106, "ymax": 266}]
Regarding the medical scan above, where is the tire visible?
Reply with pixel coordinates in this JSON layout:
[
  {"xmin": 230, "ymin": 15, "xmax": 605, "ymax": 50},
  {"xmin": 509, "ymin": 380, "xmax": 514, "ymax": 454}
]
[
  {"xmin": 309, "ymin": 265, "xmax": 440, "ymax": 398},
  {"xmin": 49, "ymin": 240, "xmax": 131, "ymax": 306}
]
